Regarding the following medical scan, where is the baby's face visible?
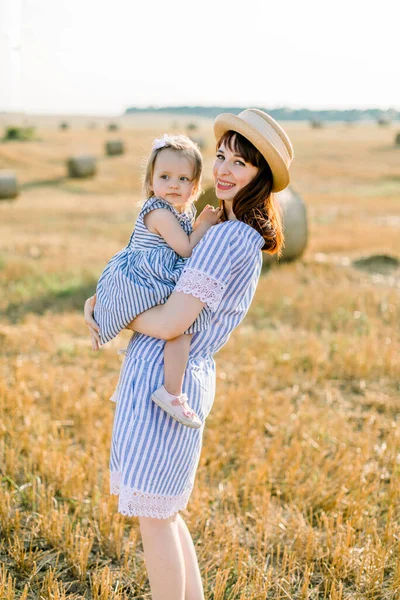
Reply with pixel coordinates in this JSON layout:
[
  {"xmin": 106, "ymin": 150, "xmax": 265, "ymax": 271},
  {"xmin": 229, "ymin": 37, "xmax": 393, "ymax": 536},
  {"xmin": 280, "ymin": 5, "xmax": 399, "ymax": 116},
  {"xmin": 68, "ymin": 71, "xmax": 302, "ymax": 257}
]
[{"xmin": 152, "ymin": 149, "xmax": 195, "ymax": 208}]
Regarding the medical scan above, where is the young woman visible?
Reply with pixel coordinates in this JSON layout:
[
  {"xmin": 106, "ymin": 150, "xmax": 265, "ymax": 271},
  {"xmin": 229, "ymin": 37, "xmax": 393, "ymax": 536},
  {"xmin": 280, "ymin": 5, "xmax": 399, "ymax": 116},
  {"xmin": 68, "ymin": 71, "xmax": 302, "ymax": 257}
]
[{"xmin": 85, "ymin": 109, "xmax": 294, "ymax": 600}]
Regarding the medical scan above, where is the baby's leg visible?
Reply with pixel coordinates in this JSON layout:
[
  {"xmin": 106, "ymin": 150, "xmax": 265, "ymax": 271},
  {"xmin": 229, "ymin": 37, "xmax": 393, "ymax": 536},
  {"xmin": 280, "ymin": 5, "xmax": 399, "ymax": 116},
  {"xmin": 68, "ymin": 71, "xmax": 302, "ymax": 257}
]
[
  {"xmin": 152, "ymin": 334, "xmax": 200, "ymax": 428},
  {"xmin": 163, "ymin": 334, "xmax": 192, "ymax": 396}
]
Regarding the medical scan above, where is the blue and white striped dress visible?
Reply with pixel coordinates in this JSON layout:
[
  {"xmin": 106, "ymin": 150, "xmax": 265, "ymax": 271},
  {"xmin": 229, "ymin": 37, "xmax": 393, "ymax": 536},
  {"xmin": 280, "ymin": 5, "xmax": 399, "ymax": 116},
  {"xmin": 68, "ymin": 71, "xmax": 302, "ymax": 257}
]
[
  {"xmin": 109, "ymin": 220, "xmax": 264, "ymax": 519},
  {"xmin": 94, "ymin": 196, "xmax": 209, "ymax": 345}
]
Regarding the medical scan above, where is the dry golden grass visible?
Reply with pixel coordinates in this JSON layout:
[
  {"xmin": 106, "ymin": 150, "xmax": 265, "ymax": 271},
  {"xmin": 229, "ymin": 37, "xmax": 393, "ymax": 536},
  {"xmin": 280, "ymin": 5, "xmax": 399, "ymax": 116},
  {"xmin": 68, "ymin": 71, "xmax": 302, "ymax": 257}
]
[{"xmin": 0, "ymin": 116, "xmax": 399, "ymax": 598}]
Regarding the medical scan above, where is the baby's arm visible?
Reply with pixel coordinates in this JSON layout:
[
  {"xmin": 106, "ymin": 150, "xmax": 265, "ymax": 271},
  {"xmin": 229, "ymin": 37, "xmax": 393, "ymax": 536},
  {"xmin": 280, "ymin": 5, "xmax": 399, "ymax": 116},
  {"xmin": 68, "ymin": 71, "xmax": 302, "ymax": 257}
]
[{"xmin": 144, "ymin": 206, "xmax": 222, "ymax": 258}]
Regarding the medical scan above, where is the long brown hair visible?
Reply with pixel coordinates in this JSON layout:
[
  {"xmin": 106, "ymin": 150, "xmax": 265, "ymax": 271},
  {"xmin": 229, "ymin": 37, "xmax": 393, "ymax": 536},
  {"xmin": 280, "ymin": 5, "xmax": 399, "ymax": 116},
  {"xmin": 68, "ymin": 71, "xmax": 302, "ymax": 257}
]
[{"xmin": 217, "ymin": 131, "xmax": 284, "ymax": 255}]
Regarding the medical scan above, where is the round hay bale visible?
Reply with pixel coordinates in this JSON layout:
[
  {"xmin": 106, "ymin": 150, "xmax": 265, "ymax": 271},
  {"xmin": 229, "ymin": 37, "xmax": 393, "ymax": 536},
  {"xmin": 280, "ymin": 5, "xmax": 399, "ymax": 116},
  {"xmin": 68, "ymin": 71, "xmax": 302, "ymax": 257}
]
[
  {"xmin": 108, "ymin": 123, "xmax": 119, "ymax": 131},
  {"xmin": 352, "ymin": 254, "xmax": 399, "ymax": 275},
  {"xmin": 263, "ymin": 187, "xmax": 308, "ymax": 265},
  {"xmin": 196, "ymin": 186, "xmax": 308, "ymax": 264},
  {"xmin": 67, "ymin": 155, "xmax": 97, "ymax": 178},
  {"xmin": 310, "ymin": 119, "xmax": 323, "ymax": 129},
  {"xmin": 105, "ymin": 140, "xmax": 125, "ymax": 156},
  {"xmin": 395, "ymin": 132, "xmax": 400, "ymax": 147},
  {"xmin": 0, "ymin": 171, "xmax": 19, "ymax": 200}
]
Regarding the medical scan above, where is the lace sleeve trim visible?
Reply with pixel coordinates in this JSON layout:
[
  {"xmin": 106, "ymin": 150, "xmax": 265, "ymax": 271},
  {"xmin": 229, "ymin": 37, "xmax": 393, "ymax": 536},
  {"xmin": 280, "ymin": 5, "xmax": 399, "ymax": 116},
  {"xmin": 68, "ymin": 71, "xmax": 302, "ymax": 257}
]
[{"xmin": 175, "ymin": 267, "xmax": 226, "ymax": 312}]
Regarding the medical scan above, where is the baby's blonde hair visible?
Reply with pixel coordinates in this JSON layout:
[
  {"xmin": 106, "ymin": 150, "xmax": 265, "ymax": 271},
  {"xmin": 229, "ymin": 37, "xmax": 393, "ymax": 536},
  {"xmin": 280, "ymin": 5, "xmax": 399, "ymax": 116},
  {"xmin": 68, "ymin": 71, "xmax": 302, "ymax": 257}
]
[{"xmin": 143, "ymin": 134, "xmax": 203, "ymax": 203}]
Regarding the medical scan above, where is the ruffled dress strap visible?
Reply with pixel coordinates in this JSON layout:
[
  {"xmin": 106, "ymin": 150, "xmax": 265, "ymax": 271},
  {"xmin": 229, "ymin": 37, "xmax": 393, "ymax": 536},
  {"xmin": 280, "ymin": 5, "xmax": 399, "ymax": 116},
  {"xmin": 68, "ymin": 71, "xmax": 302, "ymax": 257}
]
[{"xmin": 139, "ymin": 196, "xmax": 179, "ymax": 218}]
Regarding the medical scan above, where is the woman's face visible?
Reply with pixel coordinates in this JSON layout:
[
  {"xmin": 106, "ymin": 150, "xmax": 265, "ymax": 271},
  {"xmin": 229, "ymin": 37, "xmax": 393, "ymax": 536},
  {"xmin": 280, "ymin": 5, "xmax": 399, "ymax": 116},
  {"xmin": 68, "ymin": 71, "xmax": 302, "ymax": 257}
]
[{"xmin": 213, "ymin": 138, "xmax": 259, "ymax": 202}]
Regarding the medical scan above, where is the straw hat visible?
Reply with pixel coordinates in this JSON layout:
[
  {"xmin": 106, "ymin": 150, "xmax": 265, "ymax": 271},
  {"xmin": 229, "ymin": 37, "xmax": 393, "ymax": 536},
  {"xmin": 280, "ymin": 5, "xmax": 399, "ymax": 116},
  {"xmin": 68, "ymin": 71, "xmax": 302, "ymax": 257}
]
[{"xmin": 214, "ymin": 108, "xmax": 294, "ymax": 192}]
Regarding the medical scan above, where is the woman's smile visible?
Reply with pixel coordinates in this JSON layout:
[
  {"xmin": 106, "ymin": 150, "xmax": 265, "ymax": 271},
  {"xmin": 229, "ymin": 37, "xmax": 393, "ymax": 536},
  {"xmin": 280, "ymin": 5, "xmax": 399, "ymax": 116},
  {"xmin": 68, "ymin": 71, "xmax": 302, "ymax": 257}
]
[{"xmin": 216, "ymin": 179, "xmax": 235, "ymax": 191}]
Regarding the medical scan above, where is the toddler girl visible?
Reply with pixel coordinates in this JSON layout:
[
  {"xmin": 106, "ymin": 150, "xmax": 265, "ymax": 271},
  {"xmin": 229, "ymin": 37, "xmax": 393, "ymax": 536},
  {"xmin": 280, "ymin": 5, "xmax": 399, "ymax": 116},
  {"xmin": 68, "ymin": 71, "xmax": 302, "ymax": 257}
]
[{"xmin": 94, "ymin": 134, "xmax": 221, "ymax": 429}]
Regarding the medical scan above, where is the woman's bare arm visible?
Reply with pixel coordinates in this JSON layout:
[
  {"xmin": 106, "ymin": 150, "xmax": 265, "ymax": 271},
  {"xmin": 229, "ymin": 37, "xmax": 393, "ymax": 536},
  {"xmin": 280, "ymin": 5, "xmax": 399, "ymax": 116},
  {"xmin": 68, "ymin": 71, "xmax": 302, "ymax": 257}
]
[
  {"xmin": 84, "ymin": 292, "xmax": 205, "ymax": 349},
  {"xmin": 128, "ymin": 292, "xmax": 205, "ymax": 339}
]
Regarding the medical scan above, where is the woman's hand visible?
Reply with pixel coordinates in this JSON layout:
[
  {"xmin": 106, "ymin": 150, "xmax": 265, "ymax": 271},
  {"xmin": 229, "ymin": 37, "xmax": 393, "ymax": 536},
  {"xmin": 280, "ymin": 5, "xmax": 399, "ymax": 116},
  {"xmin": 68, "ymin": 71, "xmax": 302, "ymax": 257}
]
[{"xmin": 84, "ymin": 294, "xmax": 101, "ymax": 350}]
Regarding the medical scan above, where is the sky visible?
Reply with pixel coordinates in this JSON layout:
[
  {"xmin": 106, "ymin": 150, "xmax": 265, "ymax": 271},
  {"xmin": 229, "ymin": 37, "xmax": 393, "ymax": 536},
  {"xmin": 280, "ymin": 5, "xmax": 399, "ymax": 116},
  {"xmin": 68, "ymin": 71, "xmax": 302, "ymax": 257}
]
[{"xmin": 0, "ymin": 0, "xmax": 399, "ymax": 116}]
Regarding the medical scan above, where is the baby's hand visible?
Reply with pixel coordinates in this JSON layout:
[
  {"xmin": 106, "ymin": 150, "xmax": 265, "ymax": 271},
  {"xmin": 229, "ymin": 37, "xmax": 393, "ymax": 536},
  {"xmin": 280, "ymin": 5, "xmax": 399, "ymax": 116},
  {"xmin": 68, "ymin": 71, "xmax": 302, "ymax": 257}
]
[{"xmin": 196, "ymin": 205, "xmax": 223, "ymax": 226}]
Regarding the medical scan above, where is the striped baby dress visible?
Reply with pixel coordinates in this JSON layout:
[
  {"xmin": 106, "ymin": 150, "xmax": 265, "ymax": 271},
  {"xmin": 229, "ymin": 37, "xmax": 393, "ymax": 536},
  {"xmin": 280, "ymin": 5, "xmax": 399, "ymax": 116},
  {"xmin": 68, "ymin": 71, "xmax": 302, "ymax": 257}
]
[
  {"xmin": 109, "ymin": 220, "xmax": 264, "ymax": 519},
  {"xmin": 94, "ymin": 196, "xmax": 209, "ymax": 345}
]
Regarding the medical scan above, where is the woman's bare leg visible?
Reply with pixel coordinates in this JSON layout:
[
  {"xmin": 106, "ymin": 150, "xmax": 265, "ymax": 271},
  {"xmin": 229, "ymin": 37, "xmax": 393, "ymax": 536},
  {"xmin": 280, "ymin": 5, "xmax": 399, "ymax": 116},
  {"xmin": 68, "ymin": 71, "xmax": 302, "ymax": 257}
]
[
  {"xmin": 139, "ymin": 514, "xmax": 185, "ymax": 600},
  {"xmin": 176, "ymin": 514, "xmax": 205, "ymax": 600},
  {"xmin": 139, "ymin": 513, "xmax": 204, "ymax": 600}
]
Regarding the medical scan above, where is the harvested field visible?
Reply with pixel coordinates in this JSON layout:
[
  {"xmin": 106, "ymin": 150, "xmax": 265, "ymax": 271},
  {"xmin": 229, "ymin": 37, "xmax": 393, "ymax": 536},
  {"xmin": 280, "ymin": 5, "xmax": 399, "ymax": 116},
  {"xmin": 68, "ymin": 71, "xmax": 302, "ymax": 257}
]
[{"xmin": 0, "ymin": 116, "xmax": 399, "ymax": 598}]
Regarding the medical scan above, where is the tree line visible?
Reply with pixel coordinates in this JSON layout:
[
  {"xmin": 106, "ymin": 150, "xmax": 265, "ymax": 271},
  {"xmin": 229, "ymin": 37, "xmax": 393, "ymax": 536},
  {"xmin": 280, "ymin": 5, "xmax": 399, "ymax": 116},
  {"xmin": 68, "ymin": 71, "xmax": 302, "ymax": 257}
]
[{"xmin": 125, "ymin": 106, "xmax": 399, "ymax": 122}]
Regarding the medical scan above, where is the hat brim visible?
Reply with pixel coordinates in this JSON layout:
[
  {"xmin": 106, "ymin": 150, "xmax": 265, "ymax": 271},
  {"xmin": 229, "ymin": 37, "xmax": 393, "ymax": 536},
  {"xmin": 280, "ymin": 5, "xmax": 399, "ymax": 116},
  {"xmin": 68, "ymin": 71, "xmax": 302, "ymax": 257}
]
[{"xmin": 214, "ymin": 113, "xmax": 290, "ymax": 192}]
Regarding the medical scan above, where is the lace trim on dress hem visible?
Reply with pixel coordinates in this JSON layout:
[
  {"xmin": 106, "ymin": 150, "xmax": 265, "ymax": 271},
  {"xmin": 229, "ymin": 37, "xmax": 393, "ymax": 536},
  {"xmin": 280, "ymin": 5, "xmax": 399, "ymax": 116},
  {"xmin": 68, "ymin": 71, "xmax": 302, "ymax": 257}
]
[
  {"xmin": 110, "ymin": 471, "xmax": 192, "ymax": 519},
  {"xmin": 175, "ymin": 267, "xmax": 226, "ymax": 312}
]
